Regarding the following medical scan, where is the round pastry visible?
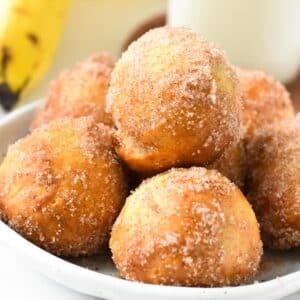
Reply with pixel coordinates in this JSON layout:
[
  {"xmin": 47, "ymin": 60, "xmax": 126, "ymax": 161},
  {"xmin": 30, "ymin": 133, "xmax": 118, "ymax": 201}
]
[
  {"xmin": 0, "ymin": 117, "xmax": 128, "ymax": 256},
  {"xmin": 107, "ymin": 27, "xmax": 242, "ymax": 175},
  {"xmin": 247, "ymin": 115, "xmax": 300, "ymax": 249},
  {"xmin": 206, "ymin": 139, "xmax": 246, "ymax": 189},
  {"xmin": 237, "ymin": 68, "xmax": 295, "ymax": 140},
  {"xmin": 110, "ymin": 167, "xmax": 262, "ymax": 287},
  {"xmin": 31, "ymin": 53, "xmax": 114, "ymax": 129}
]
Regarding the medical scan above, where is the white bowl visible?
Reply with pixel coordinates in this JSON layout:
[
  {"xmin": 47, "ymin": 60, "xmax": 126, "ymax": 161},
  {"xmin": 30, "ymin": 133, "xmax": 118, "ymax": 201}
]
[{"xmin": 0, "ymin": 101, "xmax": 299, "ymax": 300}]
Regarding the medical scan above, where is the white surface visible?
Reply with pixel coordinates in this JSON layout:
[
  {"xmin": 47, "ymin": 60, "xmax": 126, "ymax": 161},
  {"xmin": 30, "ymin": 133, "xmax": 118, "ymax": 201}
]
[
  {"xmin": 0, "ymin": 102, "xmax": 300, "ymax": 300},
  {"xmin": 0, "ymin": 244, "xmax": 97, "ymax": 300},
  {"xmin": 0, "ymin": 239, "xmax": 299, "ymax": 300},
  {"xmin": 168, "ymin": 0, "xmax": 300, "ymax": 83}
]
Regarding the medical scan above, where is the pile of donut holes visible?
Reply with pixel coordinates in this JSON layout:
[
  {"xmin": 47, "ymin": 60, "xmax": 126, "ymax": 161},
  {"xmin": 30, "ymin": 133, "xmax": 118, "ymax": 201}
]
[{"xmin": 0, "ymin": 27, "xmax": 298, "ymax": 287}]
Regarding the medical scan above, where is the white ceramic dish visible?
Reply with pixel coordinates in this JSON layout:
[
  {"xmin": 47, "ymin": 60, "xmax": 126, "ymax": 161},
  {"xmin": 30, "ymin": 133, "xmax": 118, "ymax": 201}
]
[{"xmin": 0, "ymin": 101, "xmax": 299, "ymax": 300}]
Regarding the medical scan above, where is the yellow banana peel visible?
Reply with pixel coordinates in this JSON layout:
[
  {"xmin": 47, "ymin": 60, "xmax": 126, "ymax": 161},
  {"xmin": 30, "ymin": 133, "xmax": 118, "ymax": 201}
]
[{"xmin": 0, "ymin": 0, "xmax": 70, "ymax": 110}]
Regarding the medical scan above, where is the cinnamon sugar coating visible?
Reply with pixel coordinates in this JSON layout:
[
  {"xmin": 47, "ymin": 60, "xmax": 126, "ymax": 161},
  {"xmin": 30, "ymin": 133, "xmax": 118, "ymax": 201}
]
[
  {"xmin": 31, "ymin": 53, "xmax": 115, "ymax": 129},
  {"xmin": 237, "ymin": 68, "xmax": 295, "ymax": 141},
  {"xmin": 110, "ymin": 167, "xmax": 262, "ymax": 287},
  {"xmin": 207, "ymin": 138, "xmax": 246, "ymax": 189},
  {"xmin": 247, "ymin": 115, "xmax": 300, "ymax": 249},
  {"xmin": 0, "ymin": 117, "xmax": 128, "ymax": 256},
  {"xmin": 107, "ymin": 27, "xmax": 243, "ymax": 175}
]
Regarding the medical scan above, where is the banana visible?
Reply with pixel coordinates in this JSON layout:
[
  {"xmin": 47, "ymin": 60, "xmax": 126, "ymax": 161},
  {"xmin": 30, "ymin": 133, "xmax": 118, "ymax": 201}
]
[{"xmin": 0, "ymin": 0, "xmax": 70, "ymax": 111}]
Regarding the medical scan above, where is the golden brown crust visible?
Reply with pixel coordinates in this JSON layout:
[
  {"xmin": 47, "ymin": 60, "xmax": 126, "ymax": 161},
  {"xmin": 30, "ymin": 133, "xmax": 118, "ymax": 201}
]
[
  {"xmin": 108, "ymin": 27, "xmax": 243, "ymax": 175},
  {"xmin": 31, "ymin": 53, "xmax": 115, "ymax": 129},
  {"xmin": 237, "ymin": 68, "xmax": 295, "ymax": 140},
  {"xmin": 0, "ymin": 117, "xmax": 128, "ymax": 256},
  {"xmin": 206, "ymin": 138, "xmax": 246, "ymax": 189},
  {"xmin": 110, "ymin": 167, "xmax": 262, "ymax": 287},
  {"xmin": 247, "ymin": 115, "xmax": 300, "ymax": 249}
]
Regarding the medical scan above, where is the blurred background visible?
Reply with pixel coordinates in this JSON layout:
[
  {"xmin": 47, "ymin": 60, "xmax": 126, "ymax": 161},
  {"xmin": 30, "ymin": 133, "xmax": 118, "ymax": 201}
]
[
  {"xmin": 0, "ymin": 0, "xmax": 299, "ymax": 113},
  {"xmin": 25, "ymin": 0, "xmax": 167, "ymax": 102}
]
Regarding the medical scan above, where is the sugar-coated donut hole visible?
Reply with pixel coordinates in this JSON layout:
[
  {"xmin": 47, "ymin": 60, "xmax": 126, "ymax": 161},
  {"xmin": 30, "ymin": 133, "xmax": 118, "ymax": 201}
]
[
  {"xmin": 206, "ymin": 139, "xmax": 246, "ymax": 189},
  {"xmin": 31, "ymin": 53, "xmax": 115, "ymax": 130},
  {"xmin": 110, "ymin": 167, "xmax": 262, "ymax": 287},
  {"xmin": 0, "ymin": 117, "xmax": 128, "ymax": 256},
  {"xmin": 247, "ymin": 115, "xmax": 300, "ymax": 249},
  {"xmin": 108, "ymin": 27, "xmax": 243, "ymax": 175},
  {"xmin": 237, "ymin": 68, "xmax": 295, "ymax": 141}
]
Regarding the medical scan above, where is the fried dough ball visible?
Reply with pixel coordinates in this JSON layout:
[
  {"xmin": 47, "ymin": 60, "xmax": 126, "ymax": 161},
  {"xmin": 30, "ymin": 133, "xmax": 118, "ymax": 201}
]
[
  {"xmin": 247, "ymin": 115, "xmax": 300, "ymax": 249},
  {"xmin": 107, "ymin": 27, "xmax": 242, "ymax": 174},
  {"xmin": 31, "ymin": 53, "xmax": 114, "ymax": 129},
  {"xmin": 0, "ymin": 117, "xmax": 128, "ymax": 256},
  {"xmin": 237, "ymin": 68, "xmax": 295, "ymax": 140},
  {"xmin": 110, "ymin": 167, "xmax": 262, "ymax": 287},
  {"xmin": 206, "ymin": 139, "xmax": 246, "ymax": 189}
]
